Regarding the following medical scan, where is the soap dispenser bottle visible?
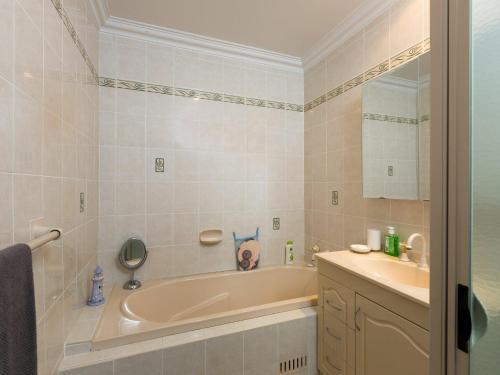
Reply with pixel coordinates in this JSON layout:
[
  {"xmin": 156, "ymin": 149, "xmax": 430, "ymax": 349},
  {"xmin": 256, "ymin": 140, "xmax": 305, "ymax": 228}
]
[{"xmin": 384, "ymin": 226, "xmax": 399, "ymax": 257}]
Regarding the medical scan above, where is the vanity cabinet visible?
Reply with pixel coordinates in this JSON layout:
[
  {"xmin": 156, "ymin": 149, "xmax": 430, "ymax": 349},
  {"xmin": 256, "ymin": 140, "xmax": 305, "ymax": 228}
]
[
  {"xmin": 355, "ymin": 295, "xmax": 429, "ymax": 375},
  {"xmin": 317, "ymin": 261, "xmax": 429, "ymax": 375}
]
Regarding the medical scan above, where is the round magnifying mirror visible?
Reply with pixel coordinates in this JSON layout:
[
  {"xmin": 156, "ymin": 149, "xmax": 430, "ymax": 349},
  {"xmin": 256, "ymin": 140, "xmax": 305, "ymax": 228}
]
[{"xmin": 119, "ymin": 237, "xmax": 147, "ymax": 289}]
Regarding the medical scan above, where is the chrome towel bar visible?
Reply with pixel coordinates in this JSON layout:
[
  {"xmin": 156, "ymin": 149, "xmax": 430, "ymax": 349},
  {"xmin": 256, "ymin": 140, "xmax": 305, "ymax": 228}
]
[{"xmin": 26, "ymin": 227, "xmax": 62, "ymax": 251}]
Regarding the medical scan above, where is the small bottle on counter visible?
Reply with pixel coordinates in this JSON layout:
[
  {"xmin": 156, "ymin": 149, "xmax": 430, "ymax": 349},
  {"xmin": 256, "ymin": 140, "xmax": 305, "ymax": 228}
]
[
  {"xmin": 384, "ymin": 226, "xmax": 399, "ymax": 257},
  {"xmin": 285, "ymin": 240, "xmax": 294, "ymax": 265}
]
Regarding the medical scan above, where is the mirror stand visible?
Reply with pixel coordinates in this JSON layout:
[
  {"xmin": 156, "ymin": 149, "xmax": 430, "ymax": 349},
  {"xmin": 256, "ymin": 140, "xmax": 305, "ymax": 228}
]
[
  {"xmin": 119, "ymin": 237, "xmax": 148, "ymax": 290},
  {"xmin": 123, "ymin": 271, "xmax": 142, "ymax": 290}
]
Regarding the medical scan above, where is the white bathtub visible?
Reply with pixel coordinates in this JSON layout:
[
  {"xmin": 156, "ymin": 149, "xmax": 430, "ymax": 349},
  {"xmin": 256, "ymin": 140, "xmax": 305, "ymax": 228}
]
[{"xmin": 92, "ymin": 266, "xmax": 318, "ymax": 349}]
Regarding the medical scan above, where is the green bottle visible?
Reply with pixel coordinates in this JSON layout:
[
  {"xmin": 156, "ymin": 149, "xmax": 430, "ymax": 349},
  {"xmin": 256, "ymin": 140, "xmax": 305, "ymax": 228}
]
[{"xmin": 384, "ymin": 226, "xmax": 399, "ymax": 257}]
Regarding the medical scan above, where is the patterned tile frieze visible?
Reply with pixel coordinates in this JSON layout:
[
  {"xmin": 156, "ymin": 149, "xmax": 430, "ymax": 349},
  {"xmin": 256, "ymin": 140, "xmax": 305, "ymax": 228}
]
[
  {"xmin": 50, "ymin": 0, "xmax": 98, "ymax": 83},
  {"xmin": 305, "ymin": 38, "xmax": 431, "ymax": 112},
  {"xmin": 363, "ymin": 113, "xmax": 418, "ymax": 125},
  {"xmin": 98, "ymin": 77, "xmax": 305, "ymax": 112}
]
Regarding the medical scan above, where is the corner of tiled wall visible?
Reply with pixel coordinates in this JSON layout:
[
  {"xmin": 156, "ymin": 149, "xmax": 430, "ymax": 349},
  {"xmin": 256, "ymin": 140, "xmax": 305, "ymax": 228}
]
[{"xmin": 0, "ymin": 0, "xmax": 100, "ymax": 373}]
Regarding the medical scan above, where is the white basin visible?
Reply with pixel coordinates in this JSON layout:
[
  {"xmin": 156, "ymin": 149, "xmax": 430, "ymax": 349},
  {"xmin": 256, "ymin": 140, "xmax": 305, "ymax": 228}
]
[{"xmin": 353, "ymin": 257, "xmax": 430, "ymax": 289}]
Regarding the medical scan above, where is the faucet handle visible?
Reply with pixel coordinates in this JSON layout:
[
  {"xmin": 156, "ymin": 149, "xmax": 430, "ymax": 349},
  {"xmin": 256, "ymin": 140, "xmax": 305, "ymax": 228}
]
[
  {"xmin": 398, "ymin": 242, "xmax": 411, "ymax": 262},
  {"xmin": 400, "ymin": 242, "xmax": 412, "ymax": 250},
  {"xmin": 310, "ymin": 245, "xmax": 321, "ymax": 266}
]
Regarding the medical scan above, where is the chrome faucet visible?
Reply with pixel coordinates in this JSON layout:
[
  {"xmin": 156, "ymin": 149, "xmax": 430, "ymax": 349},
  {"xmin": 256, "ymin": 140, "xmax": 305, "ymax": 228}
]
[
  {"xmin": 308, "ymin": 244, "xmax": 321, "ymax": 267},
  {"xmin": 403, "ymin": 233, "xmax": 429, "ymax": 269}
]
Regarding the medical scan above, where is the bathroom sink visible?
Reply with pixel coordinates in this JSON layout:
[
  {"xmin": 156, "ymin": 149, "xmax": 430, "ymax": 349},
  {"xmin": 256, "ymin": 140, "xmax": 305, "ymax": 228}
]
[
  {"xmin": 353, "ymin": 257, "xmax": 430, "ymax": 289},
  {"xmin": 315, "ymin": 251, "xmax": 430, "ymax": 306}
]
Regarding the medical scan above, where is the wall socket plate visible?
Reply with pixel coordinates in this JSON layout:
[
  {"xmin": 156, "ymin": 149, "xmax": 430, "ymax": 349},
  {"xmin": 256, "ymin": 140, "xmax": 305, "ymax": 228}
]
[
  {"xmin": 331, "ymin": 191, "xmax": 339, "ymax": 206},
  {"xmin": 273, "ymin": 217, "xmax": 280, "ymax": 230},
  {"xmin": 80, "ymin": 192, "xmax": 85, "ymax": 213},
  {"xmin": 155, "ymin": 158, "xmax": 165, "ymax": 173},
  {"xmin": 388, "ymin": 165, "xmax": 394, "ymax": 176}
]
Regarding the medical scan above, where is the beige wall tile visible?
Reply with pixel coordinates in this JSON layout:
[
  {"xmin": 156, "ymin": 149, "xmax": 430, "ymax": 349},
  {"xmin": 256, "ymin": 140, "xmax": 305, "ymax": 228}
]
[
  {"xmin": 114, "ymin": 351, "xmax": 163, "ymax": 375},
  {"xmin": 61, "ymin": 362, "xmax": 113, "ymax": 375},
  {"xmin": 0, "ymin": 173, "xmax": 13, "ymax": 248},
  {"xmin": 115, "ymin": 36, "xmax": 146, "ymax": 82},
  {"xmin": 14, "ymin": 89, "xmax": 42, "ymax": 174},
  {"xmin": 13, "ymin": 174, "xmax": 42, "ymax": 242},
  {"xmin": 0, "ymin": 0, "xmax": 14, "ymax": 82},
  {"xmin": 45, "ymin": 297, "xmax": 64, "ymax": 374},
  {"xmin": 278, "ymin": 318, "xmax": 308, "ymax": 361},
  {"xmin": 14, "ymin": 2, "xmax": 43, "ymax": 100},
  {"xmin": 244, "ymin": 326, "xmax": 278, "ymax": 375},
  {"xmin": 206, "ymin": 333, "xmax": 244, "ymax": 375},
  {"xmin": 146, "ymin": 42, "xmax": 174, "ymax": 86},
  {"xmin": 0, "ymin": 79, "xmax": 13, "ymax": 173},
  {"xmin": 164, "ymin": 341, "xmax": 205, "ymax": 375}
]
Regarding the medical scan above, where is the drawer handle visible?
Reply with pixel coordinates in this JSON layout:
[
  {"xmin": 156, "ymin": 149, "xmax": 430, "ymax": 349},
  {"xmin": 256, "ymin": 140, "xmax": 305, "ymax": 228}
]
[
  {"xmin": 326, "ymin": 327, "xmax": 342, "ymax": 341},
  {"xmin": 326, "ymin": 355, "xmax": 342, "ymax": 371},
  {"xmin": 326, "ymin": 299, "xmax": 342, "ymax": 311},
  {"xmin": 355, "ymin": 307, "xmax": 361, "ymax": 331}
]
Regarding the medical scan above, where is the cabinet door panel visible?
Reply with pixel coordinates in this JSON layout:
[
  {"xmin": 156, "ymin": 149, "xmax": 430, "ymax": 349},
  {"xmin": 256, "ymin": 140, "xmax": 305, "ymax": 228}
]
[
  {"xmin": 319, "ymin": 275, "xmax": 355, "ymax": 328},
  {"xmin": 355, "ymin": 295, "xmax": 429, "ymax": 375}
]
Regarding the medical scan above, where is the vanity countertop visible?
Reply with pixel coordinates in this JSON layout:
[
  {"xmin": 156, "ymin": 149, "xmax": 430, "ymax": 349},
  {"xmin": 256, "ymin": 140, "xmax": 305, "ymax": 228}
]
[{"xmin": 316, "ymin": 250, "xmax": 430, "ymax": 307}]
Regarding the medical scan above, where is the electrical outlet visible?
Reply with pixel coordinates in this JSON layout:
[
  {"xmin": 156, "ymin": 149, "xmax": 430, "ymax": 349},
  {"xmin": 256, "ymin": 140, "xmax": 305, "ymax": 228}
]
[
  {"xmin": 80, "ymin": 192, "xmax": 85, "ymax": 213},
  {"xmin": 331, "ymin": 191, "xmax": 339, "ymax": 205},
  {"xmin": 273, "ymin": 217, "xmax": 280, "ymax": 230},
  {"xmin": 388, "ymin": 165, "xmax": 394, "ymax": 176},
  {"xmin": 155, "ymin": 158, "xmax": 165, "ymax": 173}
]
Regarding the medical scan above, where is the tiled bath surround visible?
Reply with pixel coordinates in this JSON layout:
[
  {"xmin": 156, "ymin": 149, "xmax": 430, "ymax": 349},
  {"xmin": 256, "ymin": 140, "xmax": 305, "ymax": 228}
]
[
  {"xmin": 0, "ymin": 0, "xmax": 99, "ymax": 374},
  {"xmin": 97, "ymin": 32, "xmax": 305, "ymax": 283},
  {"xmin": 304, "ymin": 0, "xmax": 431, "ymax": 260},
  {"xmin": 59, "ymin": 308, "xmax": 317, "ymax": 375}
]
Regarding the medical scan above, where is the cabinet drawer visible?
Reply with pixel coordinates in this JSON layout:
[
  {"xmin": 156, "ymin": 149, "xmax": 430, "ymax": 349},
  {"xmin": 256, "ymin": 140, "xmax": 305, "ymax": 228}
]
[
  {"xmin": 323, "ymin": 311, "xmax": 346, "ymax": 369},
  {"xmin": 319, "ymin": 275, "xmax": 355, "ymax": 328},
  {"xmin": 322, "ymin": 345, "xmax": 354, "ymax": 375}
]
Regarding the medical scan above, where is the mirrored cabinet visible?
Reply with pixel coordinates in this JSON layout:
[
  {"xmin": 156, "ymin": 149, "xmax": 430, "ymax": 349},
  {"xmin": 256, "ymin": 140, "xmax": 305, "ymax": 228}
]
[{"xmin": 362, "ymin": 52, "xmax": 430, "ymax": 200}]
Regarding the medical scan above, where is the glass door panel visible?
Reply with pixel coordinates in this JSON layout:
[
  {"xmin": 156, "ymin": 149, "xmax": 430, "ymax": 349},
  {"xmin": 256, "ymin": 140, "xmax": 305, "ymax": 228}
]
[{"xmin": 470, "ymin": 0, "xmax": 500, "ymax": 372}]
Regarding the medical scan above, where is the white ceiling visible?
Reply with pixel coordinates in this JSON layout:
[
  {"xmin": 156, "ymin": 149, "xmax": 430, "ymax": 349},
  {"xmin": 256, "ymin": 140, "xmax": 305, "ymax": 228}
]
[{"xmin": 107, "ymin": 0, "xmax": 368, "ymax": 58}]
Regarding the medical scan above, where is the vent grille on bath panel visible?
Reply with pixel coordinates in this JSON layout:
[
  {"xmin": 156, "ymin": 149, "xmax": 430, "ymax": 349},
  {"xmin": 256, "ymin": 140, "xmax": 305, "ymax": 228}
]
[{"xmin": 279, "ymin": 355, "xmax": 308, "ymax": 374}]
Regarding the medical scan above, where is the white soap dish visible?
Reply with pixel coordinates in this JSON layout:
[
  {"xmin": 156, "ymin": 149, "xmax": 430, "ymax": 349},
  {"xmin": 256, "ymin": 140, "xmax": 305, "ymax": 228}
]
[
  {"xmin": 350, "ymin": 244, "xmax": 371, "ymax": 253},
  {"xmin": 199, "ymin": 229, "xmax": 223, "ymax": 245}
]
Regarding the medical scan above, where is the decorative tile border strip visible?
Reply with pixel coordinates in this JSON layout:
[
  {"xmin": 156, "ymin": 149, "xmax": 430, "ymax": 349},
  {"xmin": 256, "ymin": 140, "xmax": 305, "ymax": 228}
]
[
  {"xmin": 99, "ymin": 77, "xmax": 305, "ymax": 113},
  {"xmin": 305, "ymin": 38, "xmax": 431, "ymax": 112},
  {"xmin": 50, "ymin": 0, "xmax": 98, "ymax": 83},
  {"xmin": 363, "ymin": 113, "xmax": 418, "ymax": 125}
]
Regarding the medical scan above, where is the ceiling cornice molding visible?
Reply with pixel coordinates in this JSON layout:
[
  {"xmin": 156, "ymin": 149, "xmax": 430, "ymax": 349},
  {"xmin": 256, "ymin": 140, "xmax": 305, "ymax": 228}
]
[
  {"xmin": 101, "ymin": 16, "xmax": 303, "ymax": 72},
  {"xmin": 88, "ymin": 0, "xmax": 110, "ymax": 28},
  {"xmin": 303, "ymin": 0, "xmax": 399, "ymax": 71},
  {"xmin": 375, "ymin": 75, "xmax": 419, "ymax": 90}
]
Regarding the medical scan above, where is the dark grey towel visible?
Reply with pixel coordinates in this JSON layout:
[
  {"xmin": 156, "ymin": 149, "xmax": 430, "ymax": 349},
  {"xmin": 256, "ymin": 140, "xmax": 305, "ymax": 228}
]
[{"xmin": 0, "ymin": 244, "xmax": 37, "ymax": 375}]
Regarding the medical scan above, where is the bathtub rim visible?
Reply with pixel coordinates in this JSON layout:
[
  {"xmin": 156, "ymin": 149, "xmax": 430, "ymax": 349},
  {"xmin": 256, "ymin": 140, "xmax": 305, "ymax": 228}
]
[
  {"xmin": 92, "ymin": 265, "xmax": 318, "ymax": 350},
  {"xmin": 121, "ymin": 264, "xmax": 318, "ymax": 321}
]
